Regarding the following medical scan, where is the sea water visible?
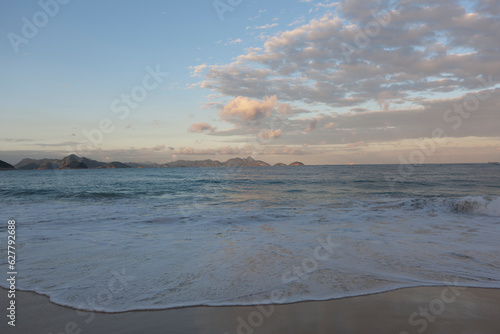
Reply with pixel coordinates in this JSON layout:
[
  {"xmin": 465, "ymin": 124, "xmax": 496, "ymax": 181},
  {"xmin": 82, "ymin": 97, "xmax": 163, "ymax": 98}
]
[{"xmin": 0, "ymin": 164, "xmax": 499, "ymax": 311}]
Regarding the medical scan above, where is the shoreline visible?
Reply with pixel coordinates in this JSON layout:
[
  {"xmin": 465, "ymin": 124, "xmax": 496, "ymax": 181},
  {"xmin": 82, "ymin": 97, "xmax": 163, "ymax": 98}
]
[
  {"xmin": 2, "ymin": 286, "xmax": 500, "ymax": 333},
  {"xmin": 1, "ymin": 284, "xmax": 500, "ymax": 314}
]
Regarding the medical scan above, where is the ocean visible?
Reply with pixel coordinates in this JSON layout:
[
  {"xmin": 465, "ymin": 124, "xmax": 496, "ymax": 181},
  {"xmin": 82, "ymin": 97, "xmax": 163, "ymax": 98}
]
[{"xmin": 1, "ymin": 164, "xmax": 499, "ymax": 312}]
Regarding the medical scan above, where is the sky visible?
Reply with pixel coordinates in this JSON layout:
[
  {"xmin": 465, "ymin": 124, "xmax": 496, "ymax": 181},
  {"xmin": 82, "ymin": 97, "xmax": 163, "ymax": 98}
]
[{"xmin": 1, "ymin": 0, "xmax": 499, "ymax": 165}]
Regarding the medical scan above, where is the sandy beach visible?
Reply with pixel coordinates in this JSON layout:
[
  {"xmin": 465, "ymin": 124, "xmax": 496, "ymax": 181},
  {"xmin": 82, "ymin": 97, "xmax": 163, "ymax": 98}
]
[{"xmin": 2, "ymin": 286, "xmax": 499, "ymax": 334}]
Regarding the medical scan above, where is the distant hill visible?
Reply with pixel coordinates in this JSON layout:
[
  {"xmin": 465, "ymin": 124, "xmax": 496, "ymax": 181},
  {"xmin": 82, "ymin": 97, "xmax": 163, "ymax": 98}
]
[
  {"xmin": 38, "ymin": 162, "xmax": 56, "ymax": 170},
  {"xmin": 58, "ymin": 161, "xmax": 88, "ymax": 169},
  {"xmin": 163, "ymin": 159, "xmax": 223, "ymax": 168},
  {"xmin": 81, "ymin": 157, "xmax": 107, "ymax": 169},
  {"xmin": 14, "ymin": 155, "xmax": 105, "ymax": 170},
  {"xmin": 12, "ymin": 154, "xmax": 304, "ymax": 170},
  {"xmin": 17, "ymin": 162, "xmax": 41, "ymax": 170},
  {"xmin": 0, "ymin": 160, "xmax": 15, "ymax": 170},
  {"xmin": 97, "ymin": 162, "xmax": 132, "ymax": 169},
  {"xmin": 273, "ymin": 162, "xmax": 287, "ymax": 166},
  {"xmin": 15, "ymin": 158, "xmax": 60, "ymax": 170},
  {"xmin": 162, "ymin": 157, "xmax": 273, "ymax": 167},
  {"xmin": 223, "ymin": 157, "xmax": 270, "ymax": 167},
  {"xmin": 125, "ymin": 161, "xmax": 162, "ymax": 168}
]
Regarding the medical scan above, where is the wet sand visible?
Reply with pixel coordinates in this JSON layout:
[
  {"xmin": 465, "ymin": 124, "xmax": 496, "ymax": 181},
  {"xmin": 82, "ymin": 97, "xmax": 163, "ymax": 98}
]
[{"xmin": 1, "ymin": 286, "xmax": 499, "ymax": 334}]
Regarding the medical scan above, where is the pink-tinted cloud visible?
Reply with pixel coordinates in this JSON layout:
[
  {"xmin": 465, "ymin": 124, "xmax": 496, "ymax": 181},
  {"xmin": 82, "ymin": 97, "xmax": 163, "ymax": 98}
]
[
  {"xmin": 324, "ymin": 122, "xmax": 336, "ymax": 129},
  {"xmin": 258, "ymin": 129, "xmax": 282, "ymax": 139},
  {"xmin": 346, "ymin": 141, "xmax": 366, "ymax": 148},
  {"xmin": 219, "ymin": 95, "xmax": 279, "ymax": 124},
  {"xmin": 188, "ymin": 122, "xmax": 217, "ymax": 133}
]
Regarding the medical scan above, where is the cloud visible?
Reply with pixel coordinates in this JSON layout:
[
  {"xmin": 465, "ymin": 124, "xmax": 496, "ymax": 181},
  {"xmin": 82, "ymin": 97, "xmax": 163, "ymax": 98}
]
[
  {"xmin": 0, "ymin": 138, "xmax": 35, "ymax": 143},
  {"xmin": 188, "ymin": 0, "xmax": 500, "ymax": 163},
  {"xmin": 258, "ymin": 129, "xmax": 282, "ymax": 139},
  {"xmin": 172, "ymin": 146, "xmax": 253, "ymax": 156},
  {"xmin": 248, "ymin": 23, "xmax": 279, "ymax": 30},
  {"xmin": 34, "ymin": 141, "xmax": 81, "ymax": 147},
  {"xmin": 324, "ymin": 122, "xmax": 336, "ymax": 129},
  {"xmin": 346, "ymin": 141, "xmax": 366, "ymax": 148},
  {"xmin": 173, "ymin": 144, "xmax": 310, "ymax": 157},
  {"xmin": 219, "ymin": 95, "xmax": 280, "ymax": 124},
  {"xmin": 249, "ymin": 9, "xmax": 267, "ymax": 21},
  {"xmin": 201, "ymin": 0, "xmax": 500, "ymax": 109},
  {"xmin": 229, "ymin": 38, "xmax": 243, "ymax": 45},
  {"xmin": 263, "ymin": 145, "xmax": 310, "ymax": 155},
  {"xmin": 304, "ymin": 119, "xmax": 318, "ymax": 132},
  {"xmin": 188, "ymin": 122, "xmax": 217, "ymax": 133},
  {"xmin": 289, "ymin": 16, "xmax": 306, "ymax": 26},
  {"xmin": 201, "ymin": 101, "xmax": 225, "ymax": 110},
  {"xmin": 350, "ymin": 107, "xmax": 367, "ymax": 113},
  {"xmin": 203, "ymin": 87, "xmax": 498, "ymax": 149},
  {"xmin": 275, "ymin": 88, "xmax": 500, "ymax": 146},
  {"xmin": 151, "ymin": 145, "xmax": 166, "ymax": 151},
  {"xmin": 188, "ymin": 64, "xmax": 208, "ymax": 77},
  {"xmin": 474, "ymin": 0, "xmax": 500, "ymax": 15},
  {"xmin": 316, "ymin": 2, "xmax": 338, "ymax": 8}
]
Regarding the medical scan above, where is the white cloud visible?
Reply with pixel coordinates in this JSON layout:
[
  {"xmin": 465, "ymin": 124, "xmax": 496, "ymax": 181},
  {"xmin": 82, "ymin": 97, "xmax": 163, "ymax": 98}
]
[
  {"xmin": 249, "ymin": 9, "xmax": 267, "ymax": 21},
  {"xmin": 202, "ymin": 1, "xmax": 500, "ymax": 109},
  {"xmin": 229, "ymin": 38, "xmax": 243, "ymax": 45},
  {"xmin": 289, "ymin": 16, "xmax": 306, "ymax": 26},
  {"xmin": 316, "ymin": 2, "xmax": 338, "ymax": 8},
  {"xmin": 188, "ymin": 64, "xmax": 208, "ymax": 77},
  {"xmin": 250, "ymin": 23, "xmax": 279, "ymax": 30}
]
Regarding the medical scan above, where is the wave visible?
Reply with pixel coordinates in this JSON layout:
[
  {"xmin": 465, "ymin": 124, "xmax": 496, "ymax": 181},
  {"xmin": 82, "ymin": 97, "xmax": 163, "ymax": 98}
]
[
  {"xmin": 399, "ymin": 195, "xmax": 500, "ymax": 217},
  {"xmin": 2, "ymin": 194, "xmax": 499, "ymax": 313},
  {"xmin": 2, "ymin": 282, "xmax": 493, "ymax": 313},
  {"xmin": 0, "ymin": 189, "xmax": 133, "ymax": 200},
  {"xmin": 451, "ymin": 196, "xmax": 500, "ymax": 216}
]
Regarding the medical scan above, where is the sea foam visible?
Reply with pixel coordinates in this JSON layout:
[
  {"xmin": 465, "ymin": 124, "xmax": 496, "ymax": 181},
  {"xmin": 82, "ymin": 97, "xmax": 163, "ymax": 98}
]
[{"xmin": 1, "ymin": 165, "xmax": 499, "ymax": 312}]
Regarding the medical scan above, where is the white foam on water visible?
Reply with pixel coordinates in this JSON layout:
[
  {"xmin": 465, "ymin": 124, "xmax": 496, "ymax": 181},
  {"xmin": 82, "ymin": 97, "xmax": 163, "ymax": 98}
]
[
  {"xmin": 1, "ymin": 195, "xmax": 499, "ymax": 312},
  {"xmin": 452, "ymin": 196, "xmax": 500, "ymax": 216}
]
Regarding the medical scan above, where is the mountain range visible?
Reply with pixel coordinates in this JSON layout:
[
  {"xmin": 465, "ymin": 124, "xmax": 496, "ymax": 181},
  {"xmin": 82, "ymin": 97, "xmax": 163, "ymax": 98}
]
[
  {"xmin": 0, "ymin": 160, "xmax": 15, "ymax": 170},
  {"xmin": 1, "ymin": 155, "xmax": 304, "ymax": 170}
]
